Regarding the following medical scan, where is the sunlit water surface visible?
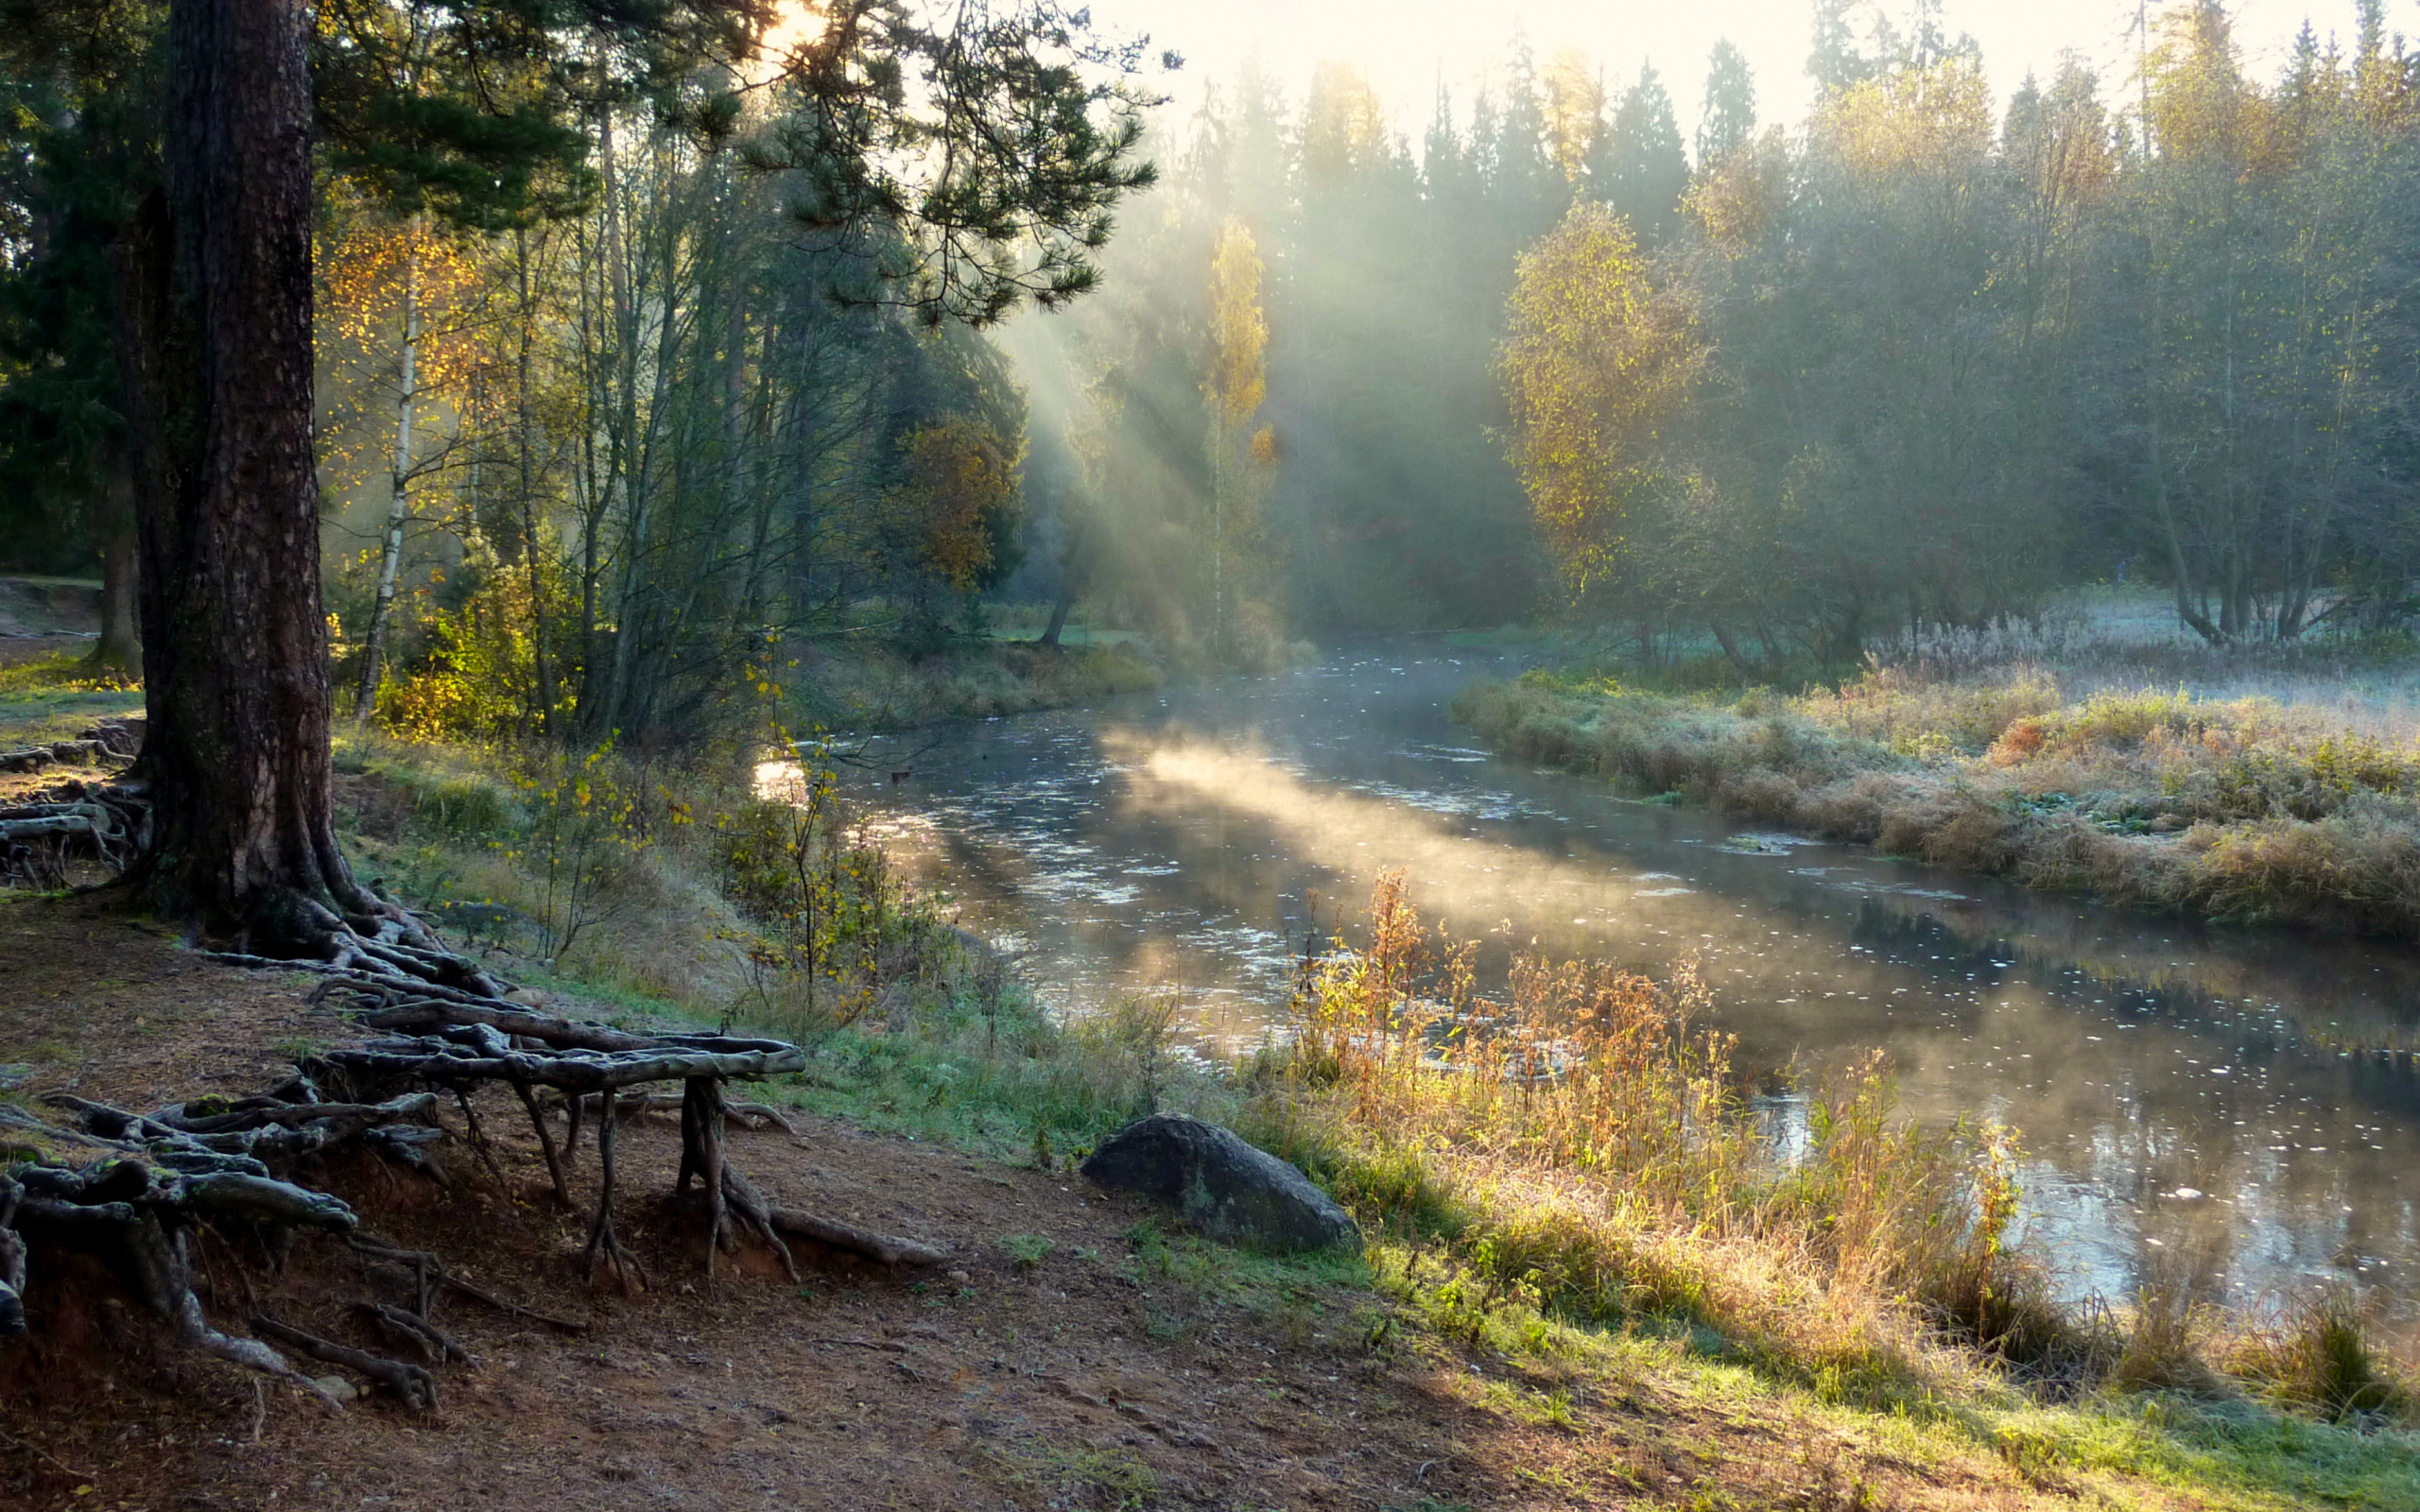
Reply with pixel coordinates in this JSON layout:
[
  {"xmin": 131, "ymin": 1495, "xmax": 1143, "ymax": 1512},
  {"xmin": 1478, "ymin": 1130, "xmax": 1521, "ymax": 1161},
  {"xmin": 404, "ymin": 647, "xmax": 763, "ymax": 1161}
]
[{"xmin": 815, "ymin": 651, "xmax": 2420, "ymax": 1332}]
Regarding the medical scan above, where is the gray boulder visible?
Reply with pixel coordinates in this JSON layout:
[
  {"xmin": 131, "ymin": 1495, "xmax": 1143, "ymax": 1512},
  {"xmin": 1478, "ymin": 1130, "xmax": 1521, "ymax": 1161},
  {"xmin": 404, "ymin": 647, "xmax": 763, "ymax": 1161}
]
[{"xmin": 1080, "ymin": 1113, "xmax": 1359, "ymax": 1255}]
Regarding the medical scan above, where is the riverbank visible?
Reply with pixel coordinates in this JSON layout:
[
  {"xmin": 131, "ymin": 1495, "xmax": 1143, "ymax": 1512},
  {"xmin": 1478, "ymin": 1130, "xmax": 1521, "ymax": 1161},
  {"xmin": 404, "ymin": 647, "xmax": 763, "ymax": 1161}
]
[
  {"xmin": 781, "ymin": 633, "xmax": 1165, "ymax": 730},
  {"xmin": 5, "ymin": 726, "xmax": 2417, "ymax": 1506},
  {"xmin": 1455, "ymin": 641, "xmax": 2420, "ymax": 940}
]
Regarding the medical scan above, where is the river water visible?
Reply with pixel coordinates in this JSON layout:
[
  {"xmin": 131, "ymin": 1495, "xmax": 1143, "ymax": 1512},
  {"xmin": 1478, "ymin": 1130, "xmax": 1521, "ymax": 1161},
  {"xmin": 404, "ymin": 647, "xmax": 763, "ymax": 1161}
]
[{"xmin": 830, "ymin": 650, "xmax": 2420, "ymax": 1331}]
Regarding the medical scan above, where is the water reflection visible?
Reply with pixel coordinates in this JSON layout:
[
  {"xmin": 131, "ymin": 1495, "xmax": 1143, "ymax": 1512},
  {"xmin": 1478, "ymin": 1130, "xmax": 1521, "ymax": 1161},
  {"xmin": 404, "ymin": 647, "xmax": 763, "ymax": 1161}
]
[{"xmin": 824, "ymin": 653, "xmax": 2420, "ymax": 1333}]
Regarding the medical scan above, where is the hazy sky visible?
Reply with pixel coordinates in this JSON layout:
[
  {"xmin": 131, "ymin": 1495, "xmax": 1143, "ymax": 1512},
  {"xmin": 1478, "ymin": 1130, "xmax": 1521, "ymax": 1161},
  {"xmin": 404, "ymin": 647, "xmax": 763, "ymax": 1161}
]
[{"xmin": 1095, "ymin": 0, "xmax": 2394, "ymax": 155}]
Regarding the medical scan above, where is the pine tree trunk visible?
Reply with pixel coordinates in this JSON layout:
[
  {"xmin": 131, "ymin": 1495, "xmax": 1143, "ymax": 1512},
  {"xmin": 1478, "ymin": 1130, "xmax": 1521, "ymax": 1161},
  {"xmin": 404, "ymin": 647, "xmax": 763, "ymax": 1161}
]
[{"xmin": 112, "ymin": 0, "xmax": 381, "ymax": 948}]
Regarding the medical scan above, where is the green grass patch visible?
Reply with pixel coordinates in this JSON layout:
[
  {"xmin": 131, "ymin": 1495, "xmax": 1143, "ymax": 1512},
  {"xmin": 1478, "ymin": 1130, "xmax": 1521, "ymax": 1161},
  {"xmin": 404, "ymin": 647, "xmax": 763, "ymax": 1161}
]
[{"xmin": 0, "ymin": 685, "xmax": 145, "ymax": 747}]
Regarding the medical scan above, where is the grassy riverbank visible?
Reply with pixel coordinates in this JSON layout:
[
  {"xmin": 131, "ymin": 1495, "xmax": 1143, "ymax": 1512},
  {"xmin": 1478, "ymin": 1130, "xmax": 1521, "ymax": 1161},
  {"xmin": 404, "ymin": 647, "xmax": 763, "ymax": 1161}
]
[
  {"xmin": 6, "ymin": 708, "xmax": 2414, "ymax": 1504},
  {"xmin": 1456, "ymin": 623, "xmax": 2420, "ymax": 940},
  {"xmin": 780, "ymin": 633, "xmax": 1163, "ymax": 730},
  {"xmin": 309, "ymin": 731, "xmax": 2417, "ymax": 1497}
]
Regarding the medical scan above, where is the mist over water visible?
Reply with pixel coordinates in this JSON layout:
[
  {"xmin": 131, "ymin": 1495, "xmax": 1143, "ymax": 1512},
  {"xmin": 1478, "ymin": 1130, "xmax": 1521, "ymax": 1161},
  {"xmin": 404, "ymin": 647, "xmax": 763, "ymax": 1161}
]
[{"xmin": 824, "ymin": 649, "xmax": 2420, "ymax": 1334}]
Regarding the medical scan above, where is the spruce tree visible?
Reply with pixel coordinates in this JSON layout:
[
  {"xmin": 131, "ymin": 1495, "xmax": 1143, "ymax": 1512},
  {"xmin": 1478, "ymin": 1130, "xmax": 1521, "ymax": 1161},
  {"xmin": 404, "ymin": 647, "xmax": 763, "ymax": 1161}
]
[
  {"xmin": 1596, "ymin": 62, "xmax": 1688, "ymax": 243},
  {"xmin": 1697, "ymin": 40, "xmax": 1756, "ymax": 170}
]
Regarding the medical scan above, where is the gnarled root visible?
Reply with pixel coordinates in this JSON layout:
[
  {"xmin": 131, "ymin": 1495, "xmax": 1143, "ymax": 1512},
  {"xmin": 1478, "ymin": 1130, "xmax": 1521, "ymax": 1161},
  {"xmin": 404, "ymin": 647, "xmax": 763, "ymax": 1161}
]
[
  {"xmin": 0, "ymin": 1166, "xmax": 348, "ymax": 1411},
  {"xmin": 580, "ymin": 1091, "xmax": 646, "ymax": 1295},
  {"xmin": 253, "ymin": 1314, "xmax": 438, "ymax": 1411},
  {"xmin": 355, "ymin": 1300, "xmax": 475, "ymax": 1366},
  {"xmin": 348, "ymin": 1234, "xmax": 588, "ymax": 1334},
  {"xmin": 763, "ymin": 1205, "xmax": 949, "ymax": 1270}
]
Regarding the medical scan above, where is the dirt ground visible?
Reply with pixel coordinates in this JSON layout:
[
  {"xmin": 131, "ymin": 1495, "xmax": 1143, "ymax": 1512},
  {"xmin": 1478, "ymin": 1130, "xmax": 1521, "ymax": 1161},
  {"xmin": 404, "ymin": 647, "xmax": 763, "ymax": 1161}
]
[{"xmin": 0, "ymin": 897, "xmax": 2089, "ymax": 1512}]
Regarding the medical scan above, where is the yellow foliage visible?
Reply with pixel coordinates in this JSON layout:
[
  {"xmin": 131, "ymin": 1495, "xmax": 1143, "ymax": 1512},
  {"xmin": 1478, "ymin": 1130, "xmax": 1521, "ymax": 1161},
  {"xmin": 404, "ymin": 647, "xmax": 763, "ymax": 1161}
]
[
  {"xmin": 1818, "ymin": 58, "xmax": 1993, "ymax": 183},
  {"xmin": 1204, "ymin": 217, "xmax": 1268, "ymax": 432},
  {"xmin": 1687, "ymin": 128, "xmax": 1791, "ymax": 249},
  {"xmin": 1499, "ymin": 202, "xmax": 1703, "ymax": 601},
  {"xmin": 320, "ymin": 209, "xmax": 489, "ymax": 398},
  {"xmin": 375, "ymin": 543, "xmax": 575, "ymax": 742},
  {"xmin": 896, "ymin": 415, "xmax": 1016, "ymax": 591},
  {"xmin": 1542, "ymin": 47, "xmax": 1605, "ymax": 183}
]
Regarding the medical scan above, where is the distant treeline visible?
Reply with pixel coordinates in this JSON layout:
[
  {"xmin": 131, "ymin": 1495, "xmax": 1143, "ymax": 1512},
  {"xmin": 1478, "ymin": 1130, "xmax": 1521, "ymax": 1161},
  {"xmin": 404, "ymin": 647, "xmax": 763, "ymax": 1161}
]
[
  {"xmin": 1506, "ymin": 1, "xmax": 2420, "ymax": 666},
  {"xmin": 1049, "ymin": 0, "xmax": 2420, "ymax": 662}
]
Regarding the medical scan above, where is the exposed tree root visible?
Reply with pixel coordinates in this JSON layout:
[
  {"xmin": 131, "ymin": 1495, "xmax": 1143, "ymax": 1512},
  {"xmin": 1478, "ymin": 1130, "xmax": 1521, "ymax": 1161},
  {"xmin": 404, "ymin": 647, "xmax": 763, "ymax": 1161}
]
[
  {"xmin": 564, "ymin": 1088, "xmax": 802, "ymax": 1136},
  {"xmin": 355, "ymin": 1299, "xmax": 475, "ymax": 1366},
  {"xmin": 0, "ymin": 780, "xmax": 149, "ymax": 887},
  {"xmin": 347, "ymin": 1234, "xmax": 589, "ymax": 1334},
  {"xmin": 1, "ymin": 916, "xmax": 957, "ymax": 1421},
  {"xmin": 0, "ymin": 1097, "xmax": 375, "ymax": 1411},
  {"xmin": 305, "ymin": 992, "xmax": 811, "ymax": 1288},
  {"xmin": 763, "ymin": 1206, "xmax": 950, "ymax": 1270},
  {"xmin": 253, "ymin": 1314, "xmax": 439, "ymax": 1411}
]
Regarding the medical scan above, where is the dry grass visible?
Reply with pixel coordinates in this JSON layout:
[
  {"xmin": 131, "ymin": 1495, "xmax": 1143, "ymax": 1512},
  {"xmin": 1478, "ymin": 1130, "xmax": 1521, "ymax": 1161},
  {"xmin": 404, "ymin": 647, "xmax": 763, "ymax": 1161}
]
[
  {"xmin": 1457, "ymin": 616, "xmax": 2420, "ymax": 937},
  {"xmin": 1249, "ymin": 875, "xmax": 2420, "ymax": 1438},
  {"xmin": 1246, "ymin": 874, "xmax": 2070, "ymax": 1409}
]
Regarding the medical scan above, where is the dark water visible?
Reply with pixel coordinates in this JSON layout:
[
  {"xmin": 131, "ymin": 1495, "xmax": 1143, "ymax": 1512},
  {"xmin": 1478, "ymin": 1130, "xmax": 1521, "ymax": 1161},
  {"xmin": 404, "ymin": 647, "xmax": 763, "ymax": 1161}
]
[{"xmin": 828, "ymin": 651, "xmax": 2420, "ymax": 1330}]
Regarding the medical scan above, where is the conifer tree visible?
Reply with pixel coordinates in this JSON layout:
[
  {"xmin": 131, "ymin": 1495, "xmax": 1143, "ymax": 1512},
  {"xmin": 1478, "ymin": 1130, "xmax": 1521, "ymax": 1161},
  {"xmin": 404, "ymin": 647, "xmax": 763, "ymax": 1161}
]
[
  {"xmin": 1697, "ymin": 41, "xmax": 1757, "ymax": 169},
  {"xmin": 1596, "ymin": 63, "xmax": 1688, "ymax": 242}
]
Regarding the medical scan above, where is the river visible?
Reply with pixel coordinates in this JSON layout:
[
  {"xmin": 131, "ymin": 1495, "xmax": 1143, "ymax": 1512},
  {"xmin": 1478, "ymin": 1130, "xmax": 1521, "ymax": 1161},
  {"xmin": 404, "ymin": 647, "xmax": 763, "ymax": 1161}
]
[{"xmin": 827, "ymin": 649, "xmax": 2420, "ymax": 1334}]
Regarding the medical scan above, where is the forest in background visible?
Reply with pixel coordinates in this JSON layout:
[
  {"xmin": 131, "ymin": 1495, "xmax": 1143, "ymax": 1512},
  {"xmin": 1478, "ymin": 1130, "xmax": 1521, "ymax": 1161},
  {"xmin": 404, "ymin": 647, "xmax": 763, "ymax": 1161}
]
[{"xmin": 1046, "ymin": 0, "xmax": 2420, "ymax": 673}]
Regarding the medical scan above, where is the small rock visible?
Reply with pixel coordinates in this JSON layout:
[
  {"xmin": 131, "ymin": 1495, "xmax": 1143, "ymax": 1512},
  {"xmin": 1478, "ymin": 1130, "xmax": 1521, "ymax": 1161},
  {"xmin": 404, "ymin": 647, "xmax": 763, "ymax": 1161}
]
[
  {"xmin": 313, "ymin": 1374, "xmax": 359, "ymax": 1402},
  {"xmin": 946, "ymin": 1269, "xmax": 970, "ymax": 1284},
  {"xmin": 1080, "ymin": 1113, "xmax": 1360, "ymax": 1255}
]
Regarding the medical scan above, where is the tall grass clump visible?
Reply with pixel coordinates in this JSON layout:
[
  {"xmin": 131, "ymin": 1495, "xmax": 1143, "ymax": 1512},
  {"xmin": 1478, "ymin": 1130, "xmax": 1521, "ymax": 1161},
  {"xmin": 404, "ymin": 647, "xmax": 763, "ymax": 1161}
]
[
  {"xmin": 1249, "ymin": 872, "xmax": 2063, "ymax": 1402},
  {"xmin": 2220, "ymin": 1290, "xmax": 2416, "ymax": 1425}
]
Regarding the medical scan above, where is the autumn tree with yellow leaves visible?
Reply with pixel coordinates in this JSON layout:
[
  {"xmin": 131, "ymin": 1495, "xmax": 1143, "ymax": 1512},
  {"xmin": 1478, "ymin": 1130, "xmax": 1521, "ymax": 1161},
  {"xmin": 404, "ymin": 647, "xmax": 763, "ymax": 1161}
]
[
  {"xmin": 317, "ymin": 201, "xmax": 493, "ymax": 723},
  {"xmin": 1498, "ymin": 202, "xmax": 1701, "ymax": 610},
  {"xmin": 1203, "ymin": 215, "xmax": 1276, "ymax": 659}
]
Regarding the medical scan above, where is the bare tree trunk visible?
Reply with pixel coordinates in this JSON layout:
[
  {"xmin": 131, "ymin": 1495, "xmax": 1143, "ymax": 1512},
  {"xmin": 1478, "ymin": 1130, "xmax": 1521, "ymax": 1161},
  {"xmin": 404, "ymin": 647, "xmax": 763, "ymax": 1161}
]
[
  {"xmin": 111, "ymin": 0, "xmax": 383, "ymax": 948},
  {"xmin": 86, "ymin": 452, "xmax": 143, "ymax": 676},
  {"xmin": 353, "ymin": 216, "xmax": 423, "ymax": 726},
  {"xmin": 514, "ymin": 228, "xmax": 559, "ymax": 736},
  {"xmin": 1040, "ymin": 582, "xmax": 1075, "ymax": 647}
]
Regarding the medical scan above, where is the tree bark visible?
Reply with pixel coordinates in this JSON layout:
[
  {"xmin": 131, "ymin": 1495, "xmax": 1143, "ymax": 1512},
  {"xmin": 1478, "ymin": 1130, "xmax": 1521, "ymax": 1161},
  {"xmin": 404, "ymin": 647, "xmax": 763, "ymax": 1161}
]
[{"xmin": 112, "ymin": 0, "xmax": 382, "ymax": 949}]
